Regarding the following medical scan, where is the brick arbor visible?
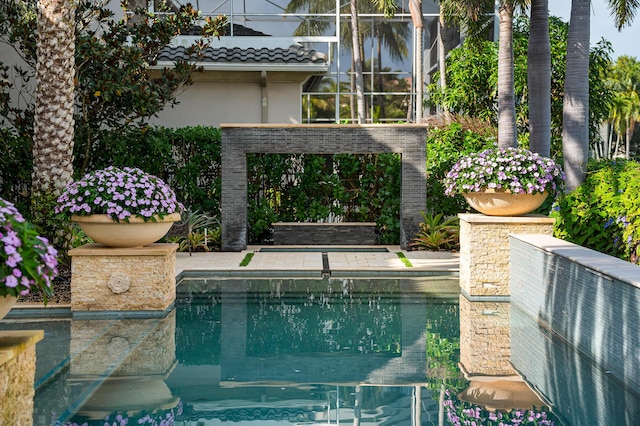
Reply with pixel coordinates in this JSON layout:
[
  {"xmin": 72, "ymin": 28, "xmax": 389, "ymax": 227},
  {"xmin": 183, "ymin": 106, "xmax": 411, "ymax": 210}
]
[{"xmin": 221, "ymin": 124, "xmax": 427, "ymax": 251}]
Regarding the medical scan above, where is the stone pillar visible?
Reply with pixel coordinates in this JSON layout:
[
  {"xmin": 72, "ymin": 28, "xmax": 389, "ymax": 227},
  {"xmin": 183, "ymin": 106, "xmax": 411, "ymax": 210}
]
[
  {"xmin": 0, "ymin": 330, "xmax": 44, "ymax": 426},
  {"xmin": 69, "ymin": 243, "xmax": 178, "ymax": 314},
  {"xmin": 459, "ymin": 214, "xmax": 554, "ymax": 298},
  {"xmin": 458, "ymin": 295, "xmax": 514, "ymax": 376}
]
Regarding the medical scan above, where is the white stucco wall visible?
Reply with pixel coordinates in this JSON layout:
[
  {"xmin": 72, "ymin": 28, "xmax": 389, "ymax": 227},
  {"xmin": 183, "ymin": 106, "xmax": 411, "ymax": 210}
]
[{"xmin": 151, "ymin": 78, "xmax": 305, "ymax": 128}]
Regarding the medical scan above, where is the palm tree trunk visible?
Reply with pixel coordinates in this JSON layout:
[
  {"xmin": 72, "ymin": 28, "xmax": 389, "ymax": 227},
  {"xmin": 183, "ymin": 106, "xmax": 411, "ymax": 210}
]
[
  {"xmin": 350, "ymin": 0, "xmax": 366, "ymax": 123},
  {"xmin": 497, "ymin": 3, "xmax": 517, "ymax": 148},
  {"xmin": 562, "ymin": 0, "xmax": 590, "ymax": 192},
  {"xmin": 411, "ymin": 0, "xmax": 424, "ymax": 122},
  {"xmin": 528, "ymin": 0, "xmax": 551, "ymax": 157},
  {"xmin": 33, "ymin": 0, "xmax": 76, "ymax": 247}
]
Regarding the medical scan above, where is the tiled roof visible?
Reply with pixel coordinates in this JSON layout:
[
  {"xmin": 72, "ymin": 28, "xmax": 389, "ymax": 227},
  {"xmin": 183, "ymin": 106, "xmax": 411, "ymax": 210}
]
[{"xmin": 157, "ymin": 43, "xmax": 328, "ymax": 66}]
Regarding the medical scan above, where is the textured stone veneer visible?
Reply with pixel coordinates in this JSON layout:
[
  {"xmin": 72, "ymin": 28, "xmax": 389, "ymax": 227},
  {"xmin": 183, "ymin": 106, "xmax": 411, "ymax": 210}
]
[
  {"xmin": 69, "ymin": 243, "xmax": 178, "ymax": 312},
  {"xmin": 70, "ymin": 311, "xmax": 176, "ymax": 377},
  {"xmin": 459, "ymin": 214, "xmax": 554, "ymax": 297},
  {"xmin": 221, "ymin": 124, "xmax": 427, "ymax": 251},
  {"xmin": 459, "ymin": 295, "xmax": 515, "ymax": 376},
  {"xmin": 0, "ymin": 330, "xmax": 43, "ymax": 426}
]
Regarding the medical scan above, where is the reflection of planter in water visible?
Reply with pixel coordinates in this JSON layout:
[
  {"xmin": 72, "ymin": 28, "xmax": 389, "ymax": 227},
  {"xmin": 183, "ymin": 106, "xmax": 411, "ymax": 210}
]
[
  {"xmin": 463, "ymin": 189, "xmax": 548, "ymax": 216},
  {"xmin": 71, "ymin": 213, "xmax": 181, "ymax": 248},
  {"xmin": 458, "ymin": 377, "xmax": 547, "ymax": 411},
  {"xmin": 76, "ymin": 377, "xmax": 180, "ymax": 420}
]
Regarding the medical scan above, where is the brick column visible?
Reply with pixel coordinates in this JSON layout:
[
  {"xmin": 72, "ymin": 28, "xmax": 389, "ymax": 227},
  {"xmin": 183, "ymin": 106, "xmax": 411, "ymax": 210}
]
[{"xmin": 459, "ymin": 214, "xmax": 554, "ymax": 298}]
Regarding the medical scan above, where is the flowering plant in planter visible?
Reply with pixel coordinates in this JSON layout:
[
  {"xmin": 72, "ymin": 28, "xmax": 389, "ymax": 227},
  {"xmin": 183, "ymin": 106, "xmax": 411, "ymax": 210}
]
[
  {"xmin": 1, "ymin": 197, "xmax": 57, "ymax": 304},
  {"xmin": 443, "ymin": 147, "xmax": 565, "ymax": 196},
  {"xmin": 56, "ymin": 166, "xmax": 183, "ymax": 221}
]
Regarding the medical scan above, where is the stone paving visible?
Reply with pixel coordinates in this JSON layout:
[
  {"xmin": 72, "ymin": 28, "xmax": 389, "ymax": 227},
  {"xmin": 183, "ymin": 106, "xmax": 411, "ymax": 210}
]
[{"xmin": 176, "ymin": 246, "xmax": 459, "ymax": 277}]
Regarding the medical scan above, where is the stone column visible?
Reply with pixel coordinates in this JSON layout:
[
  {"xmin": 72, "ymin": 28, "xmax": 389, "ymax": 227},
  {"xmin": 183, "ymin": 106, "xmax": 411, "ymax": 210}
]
[
  {"xmin": 69, "ymin": 243, "xmax": 178, "ymax": 314},
  {"xmin": 459, "ymin": 214, "xmax": 554, "ymax": 298}
]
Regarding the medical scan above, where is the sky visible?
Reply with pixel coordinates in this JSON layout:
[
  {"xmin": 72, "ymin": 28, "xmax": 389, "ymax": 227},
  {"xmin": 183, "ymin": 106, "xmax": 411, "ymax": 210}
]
[{"xmin": 548, "ymin": 1, "xmax": 640, "ymax": 60}]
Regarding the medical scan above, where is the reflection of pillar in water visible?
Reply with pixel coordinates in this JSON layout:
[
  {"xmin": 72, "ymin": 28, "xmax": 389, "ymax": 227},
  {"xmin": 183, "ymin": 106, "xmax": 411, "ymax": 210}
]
[
  {"xmin": 458, "ymin": 295, "xmax": 546, "ymax": 410},
  {"xmin": 0, "ymin": 330, "xmax": 43, "ymax": 425},
  {"xmin": 69, "ymin": 311, "xmax": 178, "ymax": 419},
  {"xmin": 459, "ymin": 294, "xmax": 514, "ymax": 376}
]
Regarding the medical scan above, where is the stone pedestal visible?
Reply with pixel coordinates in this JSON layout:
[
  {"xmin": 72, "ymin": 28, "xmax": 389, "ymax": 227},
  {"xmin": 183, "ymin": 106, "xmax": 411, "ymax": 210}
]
[
  {"xmin": 69, "ymin": 243, "xmax": 178, "ymax": 313},
  {"xmin": 0, "ymin": 330, "xmax": 44, "ymax": 426},
  {"xmin": 459, "ymin": 214, "xmax": 554, "ymax": 297}
]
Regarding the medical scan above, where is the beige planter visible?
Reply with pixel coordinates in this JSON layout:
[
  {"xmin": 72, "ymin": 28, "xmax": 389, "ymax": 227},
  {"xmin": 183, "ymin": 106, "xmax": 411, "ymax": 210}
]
[
  {"xmin": 71, "ymin": 213, "xmax": 181, "ymax": 248},
  {"xmin": 0, "ymin": 294, "xmax": 18, "ymax": 320},
  {"xmin": 462, "ymin": 189, "xmax": 548, "ymax": 216}
]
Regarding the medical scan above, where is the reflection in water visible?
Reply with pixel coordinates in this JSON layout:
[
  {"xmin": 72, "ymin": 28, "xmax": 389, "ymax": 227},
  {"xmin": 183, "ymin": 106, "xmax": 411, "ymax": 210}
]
[
  {"xmin": 8, "ymin": 277, "xmax": 460, "ymax": 425},
  {"xmin": 1, "ymin": 276, "xmax": 633, "ymax": 424}
]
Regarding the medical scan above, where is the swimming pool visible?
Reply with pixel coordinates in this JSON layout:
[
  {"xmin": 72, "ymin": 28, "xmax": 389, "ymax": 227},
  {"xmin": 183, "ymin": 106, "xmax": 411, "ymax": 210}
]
[{"xmin": 0, "ymin": 276, "xmax": 637, "ymax": 425}]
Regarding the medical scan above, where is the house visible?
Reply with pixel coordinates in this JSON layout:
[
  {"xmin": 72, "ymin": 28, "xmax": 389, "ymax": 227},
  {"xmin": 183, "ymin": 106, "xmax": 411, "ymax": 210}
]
[{"xmin": 150, "ymin": 24, "xmax": 330, "ymax": 127}]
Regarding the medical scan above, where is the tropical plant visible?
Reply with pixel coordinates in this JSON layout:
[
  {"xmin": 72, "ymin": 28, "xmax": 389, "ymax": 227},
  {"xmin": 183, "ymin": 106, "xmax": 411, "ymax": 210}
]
[
  {"xmin": 1, "ymin": 197, "xmax": 57, "ymax": 304},
  {"xmin": 168, "ymin": 209, "xmax": 220, "ymax": 253},
  {"xmin": 552, "ymin": 159, "xmax": 640, "ymax": 264},
  {"xmin": 56, "ymin": 166, "xmax": 183, "ymax": 221},
  {"xmin": 443, "ymin": 147, "xmax": 565, "ymax": 196},
  {"xmin": 605, "ymin": 55, "xmax": 640, "ymax": 159},
  {"xmin": 411, "ymin": 212, "xmax": 460, "ymax": 251},
  {"xmin": 429, "ymin": 15, "xmax": 613, "ymax": 160}
]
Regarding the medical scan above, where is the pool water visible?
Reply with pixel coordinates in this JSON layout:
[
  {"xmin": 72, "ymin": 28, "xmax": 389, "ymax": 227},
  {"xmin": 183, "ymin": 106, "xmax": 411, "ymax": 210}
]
[{"xmin": 1, "ymin": 276, "xmax": 636, "ymax": 425}]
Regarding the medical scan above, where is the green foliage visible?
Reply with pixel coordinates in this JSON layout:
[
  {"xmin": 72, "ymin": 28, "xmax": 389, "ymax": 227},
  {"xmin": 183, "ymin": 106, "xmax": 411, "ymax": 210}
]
[
  {"xmin": 167, "ymin": 209, "xmax": 221, "ymax": 252},
  {"xmin": 0, "ymin": 0, "xmax": 226, "ymax": 170},
  {"xmin": 0, "ymin": 129, "xmax": 31, "ymax": 213},
  {"xmin": 246, "ymin": 152, "xmax": 401, "ymax": 244},
  {"xmin": 429, "ymin": 15, "xmax": 614, "ymax": 159},
  {"xmin": 89, "ymin": 126, "xmax": 222, "ymax": 216},
  {"xmin": 552, "ymin": 159, "xmax": 640, "ymax": 263},
  {"xmin": 411, "ymin": 212, "xmax": 460, "ymax": 251},
  {"xmin": 425, "ymin": 119, "xmax": 496, "ymax": 216}
]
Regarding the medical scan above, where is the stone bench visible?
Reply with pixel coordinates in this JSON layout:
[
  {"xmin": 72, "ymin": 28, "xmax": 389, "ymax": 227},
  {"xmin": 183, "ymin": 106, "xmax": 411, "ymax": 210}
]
[{"xmin": 273, "ymin": 222, "xmax": 377, "ymax": 245}]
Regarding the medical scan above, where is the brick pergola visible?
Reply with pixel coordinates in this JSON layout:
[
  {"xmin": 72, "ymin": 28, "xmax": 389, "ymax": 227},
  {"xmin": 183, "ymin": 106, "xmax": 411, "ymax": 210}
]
[{"xmin": 221, "ymin": 124, "xmax": 427, "ymax": 251}]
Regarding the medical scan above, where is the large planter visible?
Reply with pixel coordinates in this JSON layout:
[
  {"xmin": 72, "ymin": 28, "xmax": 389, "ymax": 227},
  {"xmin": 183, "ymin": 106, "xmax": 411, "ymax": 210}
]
[
  {"xmin": 462, "ymin": 189, "xmax": 548, "ymax": 216},
  {"xmin": 71, "ymin": 213, "xmax": 181, "ymax": 248},
  {"xmin": 0, "ymin": 295, "xmax": 18, "ymax": 320}
]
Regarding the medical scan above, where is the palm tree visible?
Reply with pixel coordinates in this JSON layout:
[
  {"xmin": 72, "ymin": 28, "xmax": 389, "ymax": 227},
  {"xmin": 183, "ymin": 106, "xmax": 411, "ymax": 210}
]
[
  {"xmin": 439, "ymin": 0, "xmax": 528, "ymax": 147},
  {"xmin": 32, "ymin": 0, "xmax": 76, "ymax": 247},
  {"xmin": 562, "ymin": 0, "xmax": 590, "ymax": 192},
  {"xmin": 496, "ymin": 1, "xmax": 518, "ymax": 148},
  {"xmin": 527, "ymin": 0, "xmax": 550, "ymax": 157},
  {"xmin": 608, "ymin": 56, "xmax": 640, "ymax": 158}
]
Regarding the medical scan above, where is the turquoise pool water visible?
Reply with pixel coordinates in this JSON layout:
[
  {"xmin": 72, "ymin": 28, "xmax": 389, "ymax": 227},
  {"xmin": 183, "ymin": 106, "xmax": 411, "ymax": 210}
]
[{"xmin": 0, "ymin": 276, "xmax": 637, "ymax": 425}]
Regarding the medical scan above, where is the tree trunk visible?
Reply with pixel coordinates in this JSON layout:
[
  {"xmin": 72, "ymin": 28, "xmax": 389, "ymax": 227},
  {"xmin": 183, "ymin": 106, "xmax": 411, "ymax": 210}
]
[
  {"xmin": 497, "ymin": 3, "xmax": 517, "ymax": 148},
  {"xmin": 528, "ymin": 0, "xmax": 551, "ymax": 157},
  {"xmin": 33, "ymin": 0, "xmax": 76, "ymax": 247},
  {"xmin": 410, "ymin": 0, "xmax": 424, "ymax": 122},
  {"xmin": 350, "ymin": 0, "xmax": 366, "ymax": 124},
  {"xmin": 562, "ymin": 0, "xmax": 590, "ymax": 192}
]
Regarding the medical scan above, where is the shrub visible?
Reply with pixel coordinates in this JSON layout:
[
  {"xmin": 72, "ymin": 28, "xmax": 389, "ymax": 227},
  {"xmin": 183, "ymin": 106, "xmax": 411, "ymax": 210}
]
[{"xmin": 552, "ymin": 159, "xmax": 640, "ymax": 263}]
